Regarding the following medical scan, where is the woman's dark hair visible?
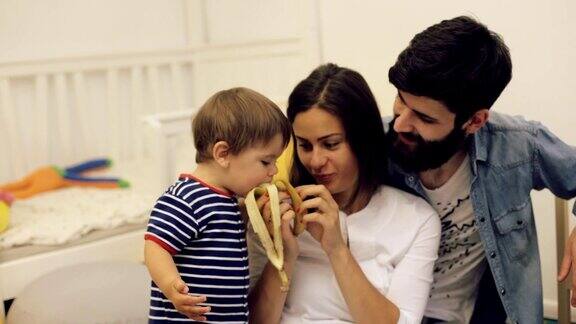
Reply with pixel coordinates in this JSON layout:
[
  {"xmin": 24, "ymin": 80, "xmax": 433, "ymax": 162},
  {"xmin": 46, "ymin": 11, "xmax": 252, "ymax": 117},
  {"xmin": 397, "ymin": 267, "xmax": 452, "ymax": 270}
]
[
  {"xmin": 389, "ymin": 16, "xmax": 512, "ymax": 125},
  {"xmin": 287, "ymin": 63, "xmax": 387, "ymax": 209}
]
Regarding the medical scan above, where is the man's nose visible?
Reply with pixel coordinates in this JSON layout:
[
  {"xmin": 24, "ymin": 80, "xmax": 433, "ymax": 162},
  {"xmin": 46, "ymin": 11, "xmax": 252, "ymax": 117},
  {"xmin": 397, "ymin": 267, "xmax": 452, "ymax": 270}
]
[{"xmin": 393, "ymin": 110, "xmax": 415, "ymax": 133}]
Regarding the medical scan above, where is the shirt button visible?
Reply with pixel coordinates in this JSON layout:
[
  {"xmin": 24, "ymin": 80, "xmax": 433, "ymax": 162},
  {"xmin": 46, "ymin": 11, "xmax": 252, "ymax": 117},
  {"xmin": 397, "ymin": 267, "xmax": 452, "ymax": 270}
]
[
  {"xmin": 408, "ymin": 176, "xmax": 415, "ymax": 183},
  {"xmin": 516, "ymin": 220, "xmax": 523, "ymax": 225},
  {"xmin": 479, "ymin": 217, "xmax": 486, "ymax": 223},
  {"xmin": 500, "ymin": 288, "xmax": 506, "ymax": 296},
  {"xmin": 490, "ymin": 251, "xmax": 496, "ymax": 258}
]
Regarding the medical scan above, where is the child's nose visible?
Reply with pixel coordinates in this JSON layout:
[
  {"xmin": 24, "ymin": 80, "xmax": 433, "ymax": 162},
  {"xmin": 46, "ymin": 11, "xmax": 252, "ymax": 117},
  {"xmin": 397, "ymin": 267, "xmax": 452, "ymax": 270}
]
[{"xmin": 269, "ymin": 164, "xmax": 278, "ymax": 177}]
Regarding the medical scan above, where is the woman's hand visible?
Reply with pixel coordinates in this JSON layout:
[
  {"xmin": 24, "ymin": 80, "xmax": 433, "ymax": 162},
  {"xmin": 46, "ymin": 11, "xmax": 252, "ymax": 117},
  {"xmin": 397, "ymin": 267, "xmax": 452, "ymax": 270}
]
[
  {"xmin": 257, "ymin": 191, "xmax": 300, "ymax": 264},
  {"xmin": 297, "ymin": 184, "xmax": 346, "ymax": 257}
]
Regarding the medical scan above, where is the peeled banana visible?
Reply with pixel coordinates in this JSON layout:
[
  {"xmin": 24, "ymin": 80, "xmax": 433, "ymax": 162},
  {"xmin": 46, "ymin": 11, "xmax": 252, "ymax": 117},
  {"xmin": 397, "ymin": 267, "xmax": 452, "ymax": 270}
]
[{"xmin": 245, "ymin": 180, "xmax": 303, "ymax": 291}]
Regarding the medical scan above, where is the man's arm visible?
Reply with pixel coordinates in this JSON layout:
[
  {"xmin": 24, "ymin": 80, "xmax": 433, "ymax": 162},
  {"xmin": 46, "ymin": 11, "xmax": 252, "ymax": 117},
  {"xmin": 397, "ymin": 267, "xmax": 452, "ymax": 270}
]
[
  {"xmin": 532, "ymin": 122, "xmax": 576, "ymax": 206},
  {"xmin": 531, "ymin": 122, "xmax": 576, "ymax": 304}
]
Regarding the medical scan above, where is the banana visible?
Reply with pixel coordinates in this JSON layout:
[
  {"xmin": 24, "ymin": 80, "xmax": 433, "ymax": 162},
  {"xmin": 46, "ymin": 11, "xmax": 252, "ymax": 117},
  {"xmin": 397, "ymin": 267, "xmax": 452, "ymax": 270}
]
[
  {"xmin": 274, "ymin": 180, "xmax": 305, "ymax": 236},
  {"xmin": 245, "ymin": 180, "xmax": 304, "ymax": 291}
]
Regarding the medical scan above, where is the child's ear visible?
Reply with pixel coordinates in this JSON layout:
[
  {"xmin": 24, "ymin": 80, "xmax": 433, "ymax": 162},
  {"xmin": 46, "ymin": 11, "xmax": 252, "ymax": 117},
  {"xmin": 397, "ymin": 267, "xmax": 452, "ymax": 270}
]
[{"xmin": 213, "ymin": 141, "xmax": 231, "ymax": 167}]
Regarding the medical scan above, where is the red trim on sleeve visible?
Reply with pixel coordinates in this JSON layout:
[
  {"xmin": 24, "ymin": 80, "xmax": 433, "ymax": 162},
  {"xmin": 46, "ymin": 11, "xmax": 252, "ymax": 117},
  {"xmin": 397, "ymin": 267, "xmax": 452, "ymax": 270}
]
[
  {"xmin": 145, "ymin": 233, "xmax": 178, "ymax": 255},
  {"xmin": 179, "ymin": 173, "xmax": 233, "ymax": 197}
]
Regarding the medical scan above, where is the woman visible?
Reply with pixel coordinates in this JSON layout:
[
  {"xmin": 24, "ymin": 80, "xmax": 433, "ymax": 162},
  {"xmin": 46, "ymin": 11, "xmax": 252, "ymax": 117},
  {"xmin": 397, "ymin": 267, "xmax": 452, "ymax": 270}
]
[{"xmin": 248, "ymin": 63, "xmax": 441, "ymax": 324}]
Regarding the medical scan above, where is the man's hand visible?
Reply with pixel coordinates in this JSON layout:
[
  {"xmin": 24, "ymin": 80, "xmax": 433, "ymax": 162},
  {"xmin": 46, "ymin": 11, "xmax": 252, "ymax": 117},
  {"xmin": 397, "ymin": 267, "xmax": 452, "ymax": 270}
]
[
  {"xmin": 558, "ymin": 227, "xmax": 576, "ymax": 306},
  {"xmin": 167, "ymin": 278, "xmax": 211, "ymax": 321}
]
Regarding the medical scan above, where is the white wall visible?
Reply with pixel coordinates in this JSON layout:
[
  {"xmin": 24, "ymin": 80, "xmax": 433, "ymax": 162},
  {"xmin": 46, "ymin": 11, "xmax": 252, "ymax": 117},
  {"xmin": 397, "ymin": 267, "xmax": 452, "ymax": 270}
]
[
  {"xmin": 318, "ymin": 0, "xmax": 576, "ymax": 318},
  {"xmin": 0, "ymin": 0, "xmax": 187, "ymax": 62}
]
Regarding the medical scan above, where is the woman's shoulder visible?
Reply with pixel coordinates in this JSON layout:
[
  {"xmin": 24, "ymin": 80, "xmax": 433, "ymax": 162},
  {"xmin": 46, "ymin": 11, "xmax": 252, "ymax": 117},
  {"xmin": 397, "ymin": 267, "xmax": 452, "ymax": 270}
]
[{"xmin": 372, "ymin": 185, "xmax": 439, "ymax": 227}]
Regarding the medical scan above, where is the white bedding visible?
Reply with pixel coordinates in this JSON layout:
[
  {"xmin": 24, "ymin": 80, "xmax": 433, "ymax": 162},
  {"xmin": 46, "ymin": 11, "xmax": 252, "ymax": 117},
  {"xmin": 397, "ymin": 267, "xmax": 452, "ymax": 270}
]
[
  {"xmin": 0, "ymin": 187, "xmax": 156, "ymax": 248},
  {"xmin": 0, "ymin": 156, "xmax": 172, "ymax": 249}
]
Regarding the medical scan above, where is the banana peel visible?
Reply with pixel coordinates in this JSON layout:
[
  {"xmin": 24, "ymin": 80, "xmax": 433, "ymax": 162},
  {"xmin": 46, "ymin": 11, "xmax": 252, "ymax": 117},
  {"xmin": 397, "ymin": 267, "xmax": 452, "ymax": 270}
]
[{"xmin": 245, "ymin": 179, "xmax": 304, "ymax": 291}]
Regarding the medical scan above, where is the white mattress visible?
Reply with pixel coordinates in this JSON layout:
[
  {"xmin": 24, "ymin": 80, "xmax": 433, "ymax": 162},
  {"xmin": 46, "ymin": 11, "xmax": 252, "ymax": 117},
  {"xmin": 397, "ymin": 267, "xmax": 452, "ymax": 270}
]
[
  {"xmin": 0, "ymin": 187, "xmax": 154, "ymax": 249},
  {"xmin": 0, "ymin": 158, "xmax": 165, "ymax": 250}
]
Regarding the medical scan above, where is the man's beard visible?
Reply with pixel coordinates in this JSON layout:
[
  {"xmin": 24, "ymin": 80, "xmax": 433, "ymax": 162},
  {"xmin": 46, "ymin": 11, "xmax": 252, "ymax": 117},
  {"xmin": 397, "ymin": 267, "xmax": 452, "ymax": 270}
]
[{"xmin": 385, "ymin": 119, "xmax": 469, "ymax": 173}]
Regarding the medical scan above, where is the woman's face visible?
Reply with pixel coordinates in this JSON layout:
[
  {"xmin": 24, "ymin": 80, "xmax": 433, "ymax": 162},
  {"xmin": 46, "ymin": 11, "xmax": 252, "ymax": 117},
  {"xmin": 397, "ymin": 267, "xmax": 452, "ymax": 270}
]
[{"xmin": 292, "ymin": 106, "xmax": 359, "ymax": 206}]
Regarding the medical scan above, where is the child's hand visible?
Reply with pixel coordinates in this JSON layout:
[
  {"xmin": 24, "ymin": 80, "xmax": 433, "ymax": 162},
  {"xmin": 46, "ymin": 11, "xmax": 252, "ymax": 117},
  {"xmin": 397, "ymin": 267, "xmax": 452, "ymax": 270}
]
[
  {"xmin": 167, "ymin": 278, "xmax": 211, "ymax": 321},
  {"xmin": 261, "ymin": 191, "xmax": 300, "ymax": 262}
]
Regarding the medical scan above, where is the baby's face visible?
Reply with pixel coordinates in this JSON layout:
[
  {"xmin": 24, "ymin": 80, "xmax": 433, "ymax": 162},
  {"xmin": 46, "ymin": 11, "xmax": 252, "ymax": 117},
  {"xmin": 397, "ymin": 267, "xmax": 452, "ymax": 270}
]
[{"xmin": 224, "ymin": 134, "xmax": 285, "ymax": 197}]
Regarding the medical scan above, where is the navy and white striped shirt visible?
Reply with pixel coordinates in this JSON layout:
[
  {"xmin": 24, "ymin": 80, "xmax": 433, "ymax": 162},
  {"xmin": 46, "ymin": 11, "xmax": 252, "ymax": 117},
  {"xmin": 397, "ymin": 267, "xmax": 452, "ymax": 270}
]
[{"xmin": 145, "ymin": 174, "xmax": 249, "ymax": 323}]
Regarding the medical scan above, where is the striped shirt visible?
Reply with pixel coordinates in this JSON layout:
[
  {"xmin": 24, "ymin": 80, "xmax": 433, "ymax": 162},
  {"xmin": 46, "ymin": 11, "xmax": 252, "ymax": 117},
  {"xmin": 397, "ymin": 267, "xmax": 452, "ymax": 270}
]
[{"xmin": 145, "ymin": 174, "xmax": 249, "ymax": 323}]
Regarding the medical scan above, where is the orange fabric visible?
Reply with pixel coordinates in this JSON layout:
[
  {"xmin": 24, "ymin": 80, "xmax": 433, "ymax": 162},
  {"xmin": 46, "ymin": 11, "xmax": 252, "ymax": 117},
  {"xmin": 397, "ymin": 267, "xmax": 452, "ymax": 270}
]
[
  {"xmin": 62, "ymin": 179, "xmax": 121, "ymax": 189},
  {"xmin": 0, "ymin": 167, "xmax": 66, "ymax": 199},
  {"xmin": 0, "ymin": 165, "xmax": 125, "ymax": 200}
]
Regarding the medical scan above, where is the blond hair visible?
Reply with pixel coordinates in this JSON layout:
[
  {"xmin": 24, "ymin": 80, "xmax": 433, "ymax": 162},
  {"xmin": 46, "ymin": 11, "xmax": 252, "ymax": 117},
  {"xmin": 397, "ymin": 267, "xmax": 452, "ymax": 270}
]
[{"xmin": 192, "ymin": 87, "xmax": 291, "ymax": 163}]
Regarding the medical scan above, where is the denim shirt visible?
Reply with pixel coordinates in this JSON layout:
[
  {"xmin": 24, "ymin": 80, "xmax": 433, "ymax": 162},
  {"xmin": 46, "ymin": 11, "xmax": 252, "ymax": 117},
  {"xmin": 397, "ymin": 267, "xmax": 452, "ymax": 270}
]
[{"xmin": 384, "ymin": 112, "xmax": 576, "ymax": 323}]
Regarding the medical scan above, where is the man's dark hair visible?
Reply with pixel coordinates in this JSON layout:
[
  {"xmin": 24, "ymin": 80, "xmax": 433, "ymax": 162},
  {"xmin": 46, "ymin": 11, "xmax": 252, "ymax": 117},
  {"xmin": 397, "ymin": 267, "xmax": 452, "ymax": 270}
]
[{"xmin": 389, "ymin": 16, "xmax": 512, "ymax": 124}]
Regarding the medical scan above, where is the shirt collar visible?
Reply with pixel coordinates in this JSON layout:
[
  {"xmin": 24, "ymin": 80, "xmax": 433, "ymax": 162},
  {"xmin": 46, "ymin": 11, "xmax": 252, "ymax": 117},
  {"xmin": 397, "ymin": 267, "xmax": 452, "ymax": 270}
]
[{"xmin": 467, "ymin": 127, "xmax": 488, "ymax": 176}]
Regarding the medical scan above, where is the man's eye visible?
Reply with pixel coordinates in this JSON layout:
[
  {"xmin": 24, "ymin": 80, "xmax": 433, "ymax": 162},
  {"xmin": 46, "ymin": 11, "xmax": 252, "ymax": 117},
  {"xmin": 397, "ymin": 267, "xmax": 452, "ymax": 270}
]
[
  {"xmin": 420, "ymin": 117, "xmax": 435, "ymax": 124},
  {"xmin": 261, "ymin": 160, "xmax": 271, "ymax": 166}
]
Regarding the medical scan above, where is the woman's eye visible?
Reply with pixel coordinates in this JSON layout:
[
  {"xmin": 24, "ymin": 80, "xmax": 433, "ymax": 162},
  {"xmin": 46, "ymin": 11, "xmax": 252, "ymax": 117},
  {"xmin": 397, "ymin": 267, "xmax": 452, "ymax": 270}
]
[
  {"xmin": 261, "ymin": 160, "xmax": 271, "ymax": 166},
  {"xmin": 325, "ymin": 142, "xmax": 340, "ymax": 149}
]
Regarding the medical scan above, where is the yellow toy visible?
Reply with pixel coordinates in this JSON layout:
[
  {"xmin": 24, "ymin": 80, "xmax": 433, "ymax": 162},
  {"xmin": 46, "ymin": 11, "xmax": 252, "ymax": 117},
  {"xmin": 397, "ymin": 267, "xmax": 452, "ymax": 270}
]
[
  {"xmin": 0, "ymin": 191, "xmax": 12, "ymax": 234},
  {"xmin": 0, "ymin": 201, "xmax": 9, "ymax": 234}
]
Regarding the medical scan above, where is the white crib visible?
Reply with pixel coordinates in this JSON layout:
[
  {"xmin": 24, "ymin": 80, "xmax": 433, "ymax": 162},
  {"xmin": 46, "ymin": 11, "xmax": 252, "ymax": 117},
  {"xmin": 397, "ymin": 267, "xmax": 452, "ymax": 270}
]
[{"xmin": 0, "ymin": 37, "xmax": 314, "ymax": 318}]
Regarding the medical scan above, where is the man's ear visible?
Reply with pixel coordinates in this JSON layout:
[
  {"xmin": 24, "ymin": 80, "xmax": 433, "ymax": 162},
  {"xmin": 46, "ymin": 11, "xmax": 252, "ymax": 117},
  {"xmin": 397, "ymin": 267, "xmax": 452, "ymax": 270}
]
[
  {"xmin": 462, "ymin": 109, "xmax": 490, "ymax": 135},
  {"xmin": 213, "ymin": 141, "xmax": 231, "ymax": 167}
]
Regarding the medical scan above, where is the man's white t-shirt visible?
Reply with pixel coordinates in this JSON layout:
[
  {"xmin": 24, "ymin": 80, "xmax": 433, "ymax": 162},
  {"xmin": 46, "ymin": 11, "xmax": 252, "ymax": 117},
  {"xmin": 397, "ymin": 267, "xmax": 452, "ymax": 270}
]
[{"xmin": 422, "ymin": 155, "xmax": 487, "ymax": 323}]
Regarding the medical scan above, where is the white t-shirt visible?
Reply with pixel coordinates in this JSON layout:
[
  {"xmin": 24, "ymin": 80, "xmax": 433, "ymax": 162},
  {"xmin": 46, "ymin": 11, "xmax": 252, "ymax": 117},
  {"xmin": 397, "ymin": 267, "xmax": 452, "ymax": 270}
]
[
  {"xmin": 422, "ymin": 155, "xmax": 487, "ymax": 323},
  {"xmin": 248, "ymin": 185, "xmax": 441, "ymax": 324}
]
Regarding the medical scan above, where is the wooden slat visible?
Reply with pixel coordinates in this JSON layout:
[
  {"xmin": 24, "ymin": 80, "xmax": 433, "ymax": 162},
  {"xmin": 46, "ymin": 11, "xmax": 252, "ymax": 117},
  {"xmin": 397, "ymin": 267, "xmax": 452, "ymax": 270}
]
[
  {"xmin": 170, "ymin": 63, "xmax": 184, "ymax": 111},
  {"xmin": 73, "ymin": 72, "xmax": 89, "ymax": 159},
  {"xmin": 147, "ymin": 65, "xmax": 161, "ymax": 113},
  {"xmin": 130, "ymin": 66, "xmax": 143, "ymax": 159},
  {"xmin": 35, "ymin": 75, "xmax": 49, "ymax": 165},
  {"xmin": 0, "ymin": 78, "xmax": 21, "ymax": 179},
  {"xmin": 0, "ymin": 78, "xmax": 28, "ymax": 178},
  {"xmin": 106, "ymin": 69, "xmax": 120, "ymax": 161},
  {"xmin": 556, "ymin": 198, "xmax": 572, "ymax": 324},
  {"xmin": 54, "ymin": 73, "xmax": 72, "ymax": 163}
]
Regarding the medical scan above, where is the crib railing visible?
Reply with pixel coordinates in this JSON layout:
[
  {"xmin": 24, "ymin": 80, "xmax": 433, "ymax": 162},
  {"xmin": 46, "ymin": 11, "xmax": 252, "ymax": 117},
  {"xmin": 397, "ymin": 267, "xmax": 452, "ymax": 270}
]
[{"xmin": 0, "ymin": 38, "xmax": 311, "ymax": 182}]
